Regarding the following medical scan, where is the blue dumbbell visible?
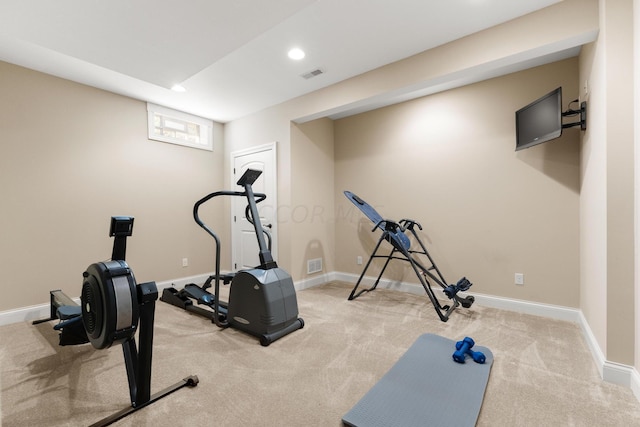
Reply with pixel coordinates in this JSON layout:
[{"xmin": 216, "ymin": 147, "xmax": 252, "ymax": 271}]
[
  {"xmin": 452, "ymin": 337, "xmax": 486, "ymax": 364},
  {"xmin": 467, "ymin": 348, "xmax": 486, "ymax": 364},
  {"xmin": 453, "ymin": 337, "xmax": 474, "ymax": 363}
]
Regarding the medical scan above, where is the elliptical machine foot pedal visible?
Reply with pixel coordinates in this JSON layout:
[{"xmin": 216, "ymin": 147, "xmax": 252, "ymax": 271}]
[
  {"xmin": 202, "ymin": 273, "xmax": 236, "ymax": 290},
  {"xmin": 184, "ymin": 283, "xmax": 216, "ymax": 305}
]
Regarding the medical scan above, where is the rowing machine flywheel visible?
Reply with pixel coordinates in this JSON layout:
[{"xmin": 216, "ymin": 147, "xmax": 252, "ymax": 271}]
[{"xmin": 81, "ymin": 260, "xmax": 139, "ymax": 350}]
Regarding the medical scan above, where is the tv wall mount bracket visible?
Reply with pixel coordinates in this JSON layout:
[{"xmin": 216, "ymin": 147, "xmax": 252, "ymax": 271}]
[{"xmin": 562, "ymin": 100, "xmax": 587, "ymax": 130}]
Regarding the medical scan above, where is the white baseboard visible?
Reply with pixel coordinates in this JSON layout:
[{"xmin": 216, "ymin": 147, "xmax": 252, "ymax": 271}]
[
  {"xmin": 0, "ymin": 303, "xmax": 58, "ymax": 326},
  {"xmin": 332, "ymin": 272, "xmax": 429, "ymax": 296},
  {"xmin": 155, "ymin": 272, "xmax": 213, "ymax": 291},
  {"xmin": 577, "ymin": 310, "xmax": 640, "ymax": 393},
  {"xmin": 577, "ymin": 311, "xmax": 606, "ymax": 378},
  {"xmin": 332, "ymin": 272, "xmax": 582, "ymax": 322},
  {"xmin": 603, "ymin": 361, "xmax": 635, "ymax": 387},
  {"xmin": 631, "ymin": 368, "xmax": 640, "ymax": 401},
  {"xmin": 2, "ymin": 269, "xmax": 638, "ymax": 401},
  {"xmin": 295, "ymin": 271, "xmax": 338, "ymax": 291},
  {"xmin": 0, "ymin": 273, "xmax": 214, "ymax": 327},
  {"xmin": 463, "ymin": 292, "xmax": 582, "ymax": 322}
]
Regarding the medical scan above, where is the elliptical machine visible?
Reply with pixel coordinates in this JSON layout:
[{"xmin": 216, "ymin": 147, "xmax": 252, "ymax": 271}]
[
  {"xmin": 161, "ymin": 169, "xmax": 304, "ymax": 346},
  {"xmin": 34, "ymin": 216, "xmax": 198, "ymax": 427}
]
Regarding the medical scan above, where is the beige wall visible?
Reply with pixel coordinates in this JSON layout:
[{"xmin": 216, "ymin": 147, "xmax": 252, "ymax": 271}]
[
  {"xmin": 0, "ymin": 61, "xmax": 225, "ymax": 311},
  {"xmin": 3, "ymin": 0, "xmax": 636, "ymax": 379},
  {"xmin": 225, "ymin": 0, "xmax": 639, "ymax": 374},
  {"xmin": 290, "ymin": 119, "xmax": 335, "ymax": 279},
  {"xmin": 224, "ymin": 0, "xmax": 598, "ymax": 287},
  {"xmin": 334, "ymin": 59, "xmax": 580, "ymax": 307},
  {"xmin": 635, "ymin": 0, "xmax": 640, "ymax": 378},
  {"xmin": 579, "ymin": 38, "xmax": 608, "ymax": 365},
  {"xmin": 580, "ymin": 0, "xmax": 636, "ymax": 367},
  {"xmin": 603, "ymin": 0, "xmax": 635, "ymax": 368}
]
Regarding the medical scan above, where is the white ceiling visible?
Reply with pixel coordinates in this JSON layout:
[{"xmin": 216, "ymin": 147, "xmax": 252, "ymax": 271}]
[{"xmin": 0, "ymin": 0, "xmax": 571, "ymax": 123}]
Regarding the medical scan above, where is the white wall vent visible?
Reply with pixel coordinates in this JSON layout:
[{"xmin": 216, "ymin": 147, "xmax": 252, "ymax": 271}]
[{"xmin": 307, "ymin": 258, "xmax": 323, "ymax": 274}]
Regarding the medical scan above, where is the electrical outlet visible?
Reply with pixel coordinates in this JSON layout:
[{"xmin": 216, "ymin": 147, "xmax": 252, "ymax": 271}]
[
  {"xmin": 357, "ymin": 256, "xmax": 363, "ymax": 265},
  {"xmin": 515, "ymin": 273, "xmax": 524, "ymax": 285},
  {"xmin": 182, "ymin": 258, "xmax": 188, "ymax": 268}
]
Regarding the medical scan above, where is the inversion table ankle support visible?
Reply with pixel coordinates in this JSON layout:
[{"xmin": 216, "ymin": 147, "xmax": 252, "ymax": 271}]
[{"xmin": 344, "ymin": 191, "xmax": 475, "ymax": 322}]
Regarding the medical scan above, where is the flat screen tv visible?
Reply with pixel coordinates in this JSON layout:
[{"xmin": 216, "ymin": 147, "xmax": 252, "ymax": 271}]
[{"xmin": 515, "ymin": 87, "xmax": 562, "ymax": 151}]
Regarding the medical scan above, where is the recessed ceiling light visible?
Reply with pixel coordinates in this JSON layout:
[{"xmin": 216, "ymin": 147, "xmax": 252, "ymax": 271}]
[
  {"xmin": 171, "ymin": 84, "xmax": 186, "ymax": 92},
  {"xmin": 288, "ymin": 48, "xmax": 305, "ymax": 60}
]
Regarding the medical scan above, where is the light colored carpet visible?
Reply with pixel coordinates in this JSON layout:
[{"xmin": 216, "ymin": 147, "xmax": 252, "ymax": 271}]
[{"xmin": 2, "ymin": 281, "xmax": 640, "ymax": 426}]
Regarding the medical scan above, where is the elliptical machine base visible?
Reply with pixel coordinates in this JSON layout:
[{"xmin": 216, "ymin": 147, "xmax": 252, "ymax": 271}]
[{"xmin": 228, "ymin": 267, "xmax": 304, "ymax": 346}]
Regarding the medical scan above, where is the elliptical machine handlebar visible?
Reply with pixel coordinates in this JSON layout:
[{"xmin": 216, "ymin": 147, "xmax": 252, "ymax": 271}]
[
  {"xmin": 193, "ymin": 189, "xmax": 267, "ymax": 245},
  {"xmin": 191, "ymin": 186, "xmax": 268, "ymax": 328},
  {"xmin": 193, "ymin": 190, "xmax": 264, "ymax": 236}
]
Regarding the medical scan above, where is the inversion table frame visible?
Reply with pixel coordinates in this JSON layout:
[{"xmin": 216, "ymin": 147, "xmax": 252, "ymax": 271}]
[{"xmin": 345, "ymin": 191, "xmax": 474, "ymax": 322}]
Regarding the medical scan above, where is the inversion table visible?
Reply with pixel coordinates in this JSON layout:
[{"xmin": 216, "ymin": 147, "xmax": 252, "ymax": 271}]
[{"xmin": 344, "ymin": 191, "xmax": 475, "ymax": 322}]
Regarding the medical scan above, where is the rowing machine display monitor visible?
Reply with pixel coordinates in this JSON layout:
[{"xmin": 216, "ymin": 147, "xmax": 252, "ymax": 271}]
[{"xmin": 110, "ymin": 216, "xmax": 134, "ymax": 261}]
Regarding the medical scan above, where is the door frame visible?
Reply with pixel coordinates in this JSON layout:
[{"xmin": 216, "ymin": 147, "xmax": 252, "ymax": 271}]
[{"xmin": 230, "ymin": 142, "xmax": 278, "ymax": 269}]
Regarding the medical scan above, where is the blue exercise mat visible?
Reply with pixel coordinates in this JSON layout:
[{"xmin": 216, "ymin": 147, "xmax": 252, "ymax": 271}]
[
  {"xmin": 344, "ymin": 191, "xmax": 410, "ymax": 251},
  {"xmin": 342, "ymin": 333, "xmax": 493, "ymax": 427}
]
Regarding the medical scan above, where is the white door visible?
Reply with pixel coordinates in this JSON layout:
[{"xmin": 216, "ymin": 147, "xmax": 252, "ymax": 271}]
[{"xmin": 231, "ymin": 143, "xmax": 277, "ymax": 271}]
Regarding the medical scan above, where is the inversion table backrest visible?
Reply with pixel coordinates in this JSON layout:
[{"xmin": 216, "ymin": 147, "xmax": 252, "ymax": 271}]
[{"xmin": 344, "ymin": 191, "xmax": 410, "ymax": 251}]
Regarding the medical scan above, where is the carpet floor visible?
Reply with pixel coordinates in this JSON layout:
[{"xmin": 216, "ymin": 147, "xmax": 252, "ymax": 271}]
[{"xmin": 1, "ymin": 281, "xmax": 640, "ymax": 426}]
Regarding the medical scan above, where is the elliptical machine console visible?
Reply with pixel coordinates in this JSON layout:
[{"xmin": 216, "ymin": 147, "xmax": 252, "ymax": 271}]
[{"xmin": 161, "ymin": 168, "xmax": 304, "ymax": 346}]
